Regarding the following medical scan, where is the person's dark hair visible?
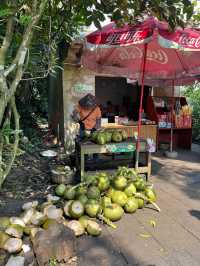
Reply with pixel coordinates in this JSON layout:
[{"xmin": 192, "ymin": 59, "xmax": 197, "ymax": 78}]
[{"xmin": 79, "ymin": 93, "xmax": 97, "ymax": 108}]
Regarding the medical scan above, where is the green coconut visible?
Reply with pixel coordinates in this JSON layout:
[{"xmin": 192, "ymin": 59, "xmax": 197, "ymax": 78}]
[
  {"xmin": 106, "ymin": 187, "xmax": 115, "ymax": 198},
  {"xmin": 76, "ymin": 185, "xmax": 88, "ymax": 197},
  {"xmin": 85, "ymin": 200, "xmax": 100, "ymax": 218},
  {"xmin": 98, "ymin": 175, "xmax": 110, "ymax": 191},
  {"xmin": 55, "ymin": 184, "xmax": 66, "ymax": 196},
  {"xmin": 113, "ymin": 176, "xmax": 127, "ymax": 190},
  {"xmin": 124, "ymin": 182, "xmax": 137, "ymax": 197},
  {"xmin": 124, "ymin": 197, "xmax": 138, "ymax": 213},
  {"xmin": 103, "ymin": 203, "xmax": 124, "ymax": 222},
  {"xmin": 96, "ymin": 133, "xmax": 107, "ymax": 145},
  {"xmin": 137, "ymin": 198, "xmax": 145, "ymax": 209},
  {"xmin": 101, "ymin": 196, "xmax": 112, "ymax": 208},
  {"xmin": 0, "ymin": 217, "xmax": 10, "ymax": 231},
  {"xmin": 87, "ymin": 186, "xmax": 100, "ymax": 199},
  {"xmin": 86, "ymin": 220, "xmax": 102, "ymax": 236},
  {"xmin": 105, "ymin": 132, "xmax": 112, "ymax": 143},
  {"xmin": 0, "ymin": 231, "xmax": 10, "ymax": 249},
  {"xmin": 69, "ymin": 200, "xmax": 84, "ymax": 219},
  {"xmin": 133, "ymin": 178, "xmax": 146, "ymax": 191},
  {"xmin": 63, "ymin": 200, "xmax": 73, "ymax": 217},
  {"xmin": 91, "ymin": 131, "xmax": 98, "ymax": 142},
  {"xmin": 145, "ymin": 188, "xmax": 157, "ymax": 203},
  {"xmin": 79, "ymin": 215, "xmax": 91, "ymax": 229},
  {"xmin": 121, "ymin": 130, "xmax": 128, "ymax": 140},
  {"xmin": 112, "ymin": 131, "xmax": 122, "ymax": 142},
  {"xmin": 77, "ymin": 194, "xmax": 88, "ymax": 205},
  {"xmin": 111, "ymin": 191, "xmax": 128, "ymax": 207},
  {"xmin": 64, "ymin": 185, "xmax": 76, "ymax": 200}
]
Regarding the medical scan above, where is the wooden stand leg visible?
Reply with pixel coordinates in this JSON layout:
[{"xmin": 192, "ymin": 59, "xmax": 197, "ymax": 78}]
[
  {"xmin": 147, "ymin": 152, "xmax": 151, "ymax": 181},
  {"xmin": 80, "ymin": 151, "xmax": 85, "ymax": 182},
  {"xmin": 134, "ymin": 151, "xmax": 138, "ymax": 173}
]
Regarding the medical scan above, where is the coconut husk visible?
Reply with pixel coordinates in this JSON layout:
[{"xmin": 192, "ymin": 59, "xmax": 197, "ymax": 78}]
[
  {"xmin": 63, "ymin": 200, "xmax": 73, "ymax": 217},
  {"xmin": 42, "ymin": 219, "xmax": 57, "ymax": 230},
  {"xmin": 45, "ymin": 206, "xmax": 63, "ymax": 221},
  {"xmin": 30, "ymin": 228, "xmax": 44, "ymax": 238},
  {"xmin": 4, "ymin": 238, "xmax": 23, "ymax": 253},
  {"xmin": 30, "ymin": 211, "xmax": 46, "ymax": 226},
  {"xmin": 23, "ymin": 225, "xmax": 35, "ymax": 236},
  {"xmin": 9, "ymin": 217, "xmax": 25, "ymax": 228},
  {"xmin": 22, "ymin": 201, "xmax": 38, "ymax": 211},
  {"xmin": 21, "ymin": 208, "xmax": 34, "ymax": 225},
  {"xmin": 5, "ymin": 224, "xmax": 23, "ymax": 238},
  {"xmin": 67, "ymin": 220, "xmax": 84, "ymax": 236},
  {"xmin": 0, "ymin": 231, "xmax": 10, "ymax": 249},
  {"xmin": 0, "ymin": 217, "xmax": 10, "ymax": 231}
]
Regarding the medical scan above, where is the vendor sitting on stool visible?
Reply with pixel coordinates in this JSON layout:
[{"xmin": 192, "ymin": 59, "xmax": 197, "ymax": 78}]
[{"xmin": 72, "ymin": 93, "xmax": 101, "ymax": 139}]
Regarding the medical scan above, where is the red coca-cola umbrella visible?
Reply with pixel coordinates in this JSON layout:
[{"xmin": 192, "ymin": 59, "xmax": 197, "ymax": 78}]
[{"xmin": 82, "ymin": 17, "xmax": 200, "ymax": 169}]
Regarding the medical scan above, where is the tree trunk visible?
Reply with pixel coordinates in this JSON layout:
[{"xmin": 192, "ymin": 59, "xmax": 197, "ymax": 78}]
[{"xmin": 0, "ymin": 0, "xmax": 48, "ymax": 187}]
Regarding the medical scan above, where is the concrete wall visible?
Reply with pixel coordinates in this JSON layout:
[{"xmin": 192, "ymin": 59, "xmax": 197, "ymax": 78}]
[{"xmin": 62, "ymin": 64, "xmax": 96, "ymax": 152}]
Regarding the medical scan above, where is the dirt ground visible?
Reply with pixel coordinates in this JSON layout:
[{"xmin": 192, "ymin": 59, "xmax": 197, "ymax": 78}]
[{"xmin": 0, "ymin": 150, "xmax": 66, "ymax": 216}]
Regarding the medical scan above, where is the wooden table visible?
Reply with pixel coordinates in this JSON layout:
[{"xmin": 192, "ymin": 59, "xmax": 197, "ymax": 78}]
[
  {"xmin": 76, "ymin": 138, "xmax": 151, "ymax": 181},
  {"xmin": 102, "ymin": 123, "xmax": 157, "ymax": 145}
]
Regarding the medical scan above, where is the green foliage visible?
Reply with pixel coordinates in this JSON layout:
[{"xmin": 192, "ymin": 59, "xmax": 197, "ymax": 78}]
[
  {"xmin": 16, "ymin": 77, "xmax": 48, "ymax": 145},
  {"xmin": 183, "ymin": 83, "xmax": 200, "ymax": 140}
]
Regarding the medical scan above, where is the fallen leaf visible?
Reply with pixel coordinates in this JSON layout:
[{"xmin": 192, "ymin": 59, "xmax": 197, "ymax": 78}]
[
  {"xmin": 139, "ymin": 233, "xmax": 151, "ymax": 238},
  {"xmin": 150, "ymin": 220, "xmax": 156, "ymax": 228}
]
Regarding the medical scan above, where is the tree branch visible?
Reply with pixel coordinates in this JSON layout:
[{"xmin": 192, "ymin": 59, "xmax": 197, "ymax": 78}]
[
  {"xmin": 0, "ymin": 97, "xmax": 20, "ymax": 187},
  {"xmin": 7, "ymin": 0, "xmax": 48, "ymax": 101},
  {"xmin": 0, "ymin": 16, "xmax": 15, "ymax": 68}
]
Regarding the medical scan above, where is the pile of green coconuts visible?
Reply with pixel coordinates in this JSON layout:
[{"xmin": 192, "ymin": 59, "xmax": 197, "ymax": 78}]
[
  {"xmin": 0, "ymin": 167, "xmax": 160, "ymax": 256},
  {"xmin": 55, "ymin": 166, "xmax": 160, "ymax": 237}
]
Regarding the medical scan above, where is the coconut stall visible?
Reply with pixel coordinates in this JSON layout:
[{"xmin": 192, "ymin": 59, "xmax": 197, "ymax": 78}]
[{"xmin": 2, "ymin": 22, "xmax": 200, "ymax": 265}]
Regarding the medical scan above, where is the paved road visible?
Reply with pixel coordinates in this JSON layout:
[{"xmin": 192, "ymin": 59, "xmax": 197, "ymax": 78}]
[{"xmin": 78, "ymin": 146, "xmax": 200, "ymax": 266}]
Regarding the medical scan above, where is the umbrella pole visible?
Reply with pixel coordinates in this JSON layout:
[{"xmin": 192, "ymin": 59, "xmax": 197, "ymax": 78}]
[
  {"xmin": 165, "ymin": 80, "xmax": 178, "ymax": 158},
  {"xmin": 135, "ymin": 43, "xmax": 148, "ymax": 170},
  {"xmin": 170, "ymin": 81, "xmax": 174, "ymax": 153}
]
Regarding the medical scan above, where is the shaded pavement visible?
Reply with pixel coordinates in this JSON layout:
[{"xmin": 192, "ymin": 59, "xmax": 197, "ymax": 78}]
[{"xmin": 77, "ymin": 145, "xmax": 200, "ymax": 266}]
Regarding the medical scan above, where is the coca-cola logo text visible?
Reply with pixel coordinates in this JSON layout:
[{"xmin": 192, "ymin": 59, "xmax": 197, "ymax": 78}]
[
  {"xmin": 118, "ymin": 47, "xmax": 168, "ymax": 64},
  {"xmin": 105, "ymin": 30, "xmax": 148, "ymax": 45},
  {"xmin": 178, "ymin": 34, "xmax": 200, "ymax": 48}
]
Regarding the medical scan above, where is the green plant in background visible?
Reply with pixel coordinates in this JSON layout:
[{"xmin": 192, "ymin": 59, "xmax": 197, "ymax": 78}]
[
  {"xmin": 48, "ymin": 257, "xmax": 57, "ymax": 266},
  {"xmin": 183, "ymin": 83, "xmax": 200, "ymax": 141}
]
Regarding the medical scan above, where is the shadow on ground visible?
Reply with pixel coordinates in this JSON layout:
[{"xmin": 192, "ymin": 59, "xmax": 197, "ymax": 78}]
[
  {"xmin": 152, "ymin": 149, "xmax": 200, "ymax": 201},
  {"xmin": 189, "ymin": 210, "xmax": 200, "ymax": 220},
  {"xmin": 77, "ymin": 230, "xmax": 155, "ymax": 266}
]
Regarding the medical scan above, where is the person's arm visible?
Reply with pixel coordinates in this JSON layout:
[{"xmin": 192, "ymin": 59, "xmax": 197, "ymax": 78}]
[
  {"xmin": 71, "ymin": 105, "xmax": 80, "ymax": 122},
  {"xmin": 95, "ymin": 107, "xmax": 102, "ymax": 129}
]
